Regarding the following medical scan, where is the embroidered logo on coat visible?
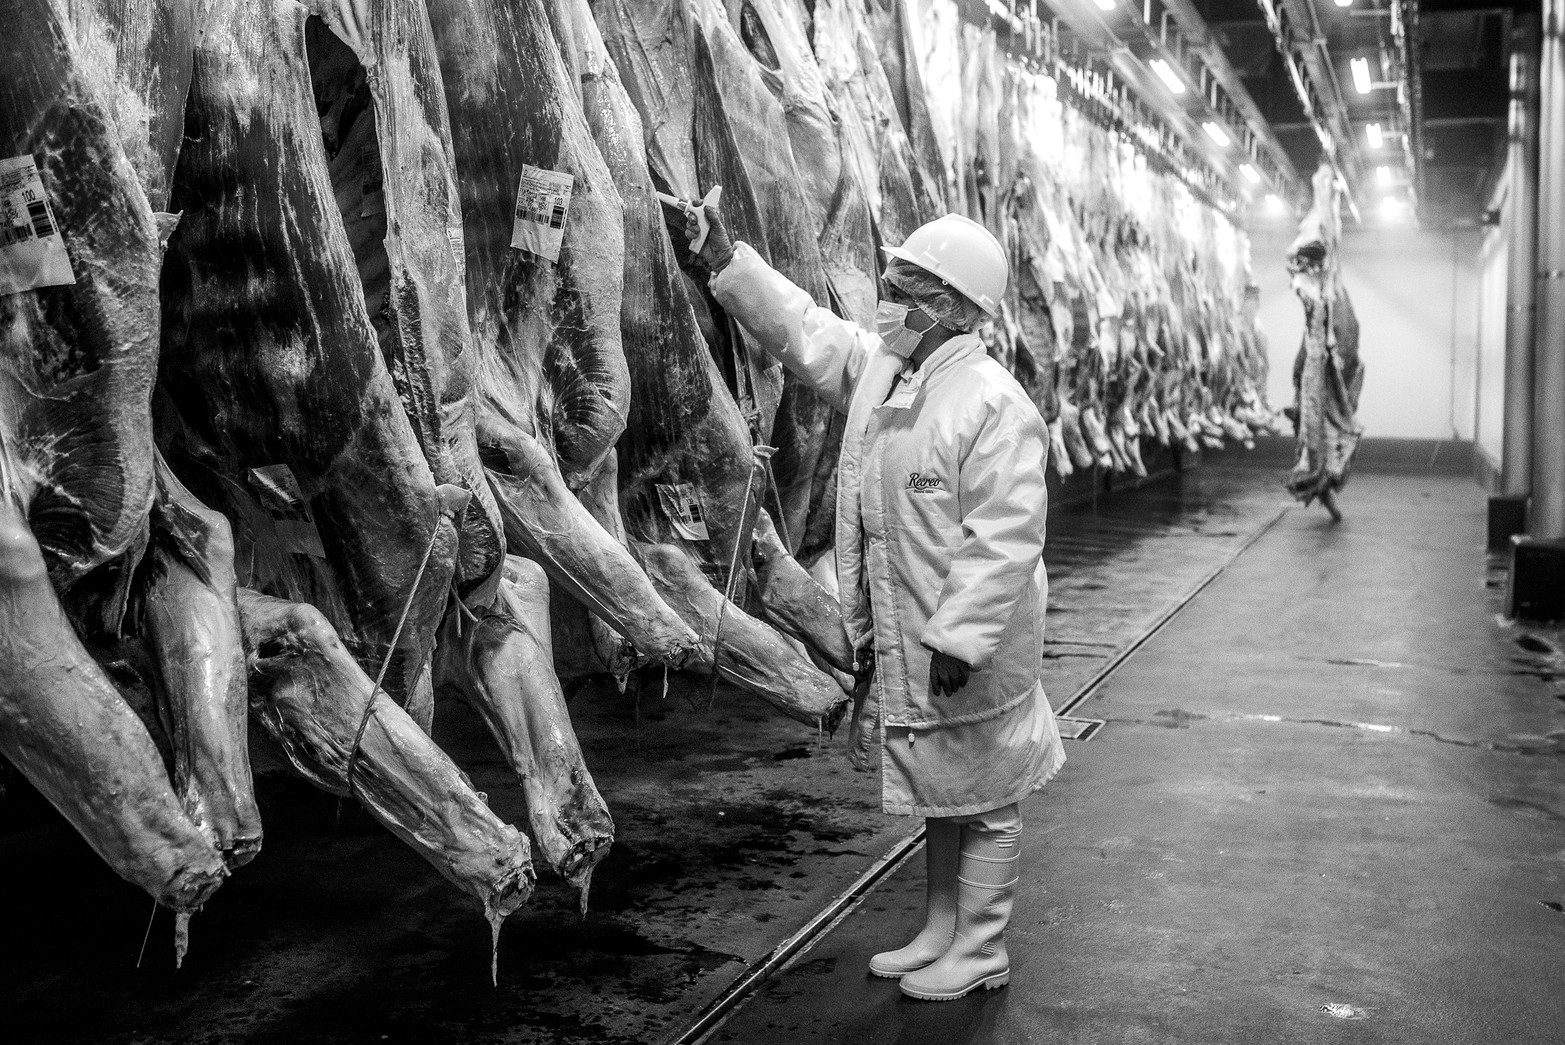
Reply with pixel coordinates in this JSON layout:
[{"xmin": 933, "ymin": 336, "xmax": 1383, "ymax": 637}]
[{"xmin": 906, "ymin": 472, "xmax": 944, "ymax": 493}]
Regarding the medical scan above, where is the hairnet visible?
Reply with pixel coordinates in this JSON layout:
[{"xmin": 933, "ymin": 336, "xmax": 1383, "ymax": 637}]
[{"xmin": 882, "ymin": 258, "xmax": 988, "ymax": 334}]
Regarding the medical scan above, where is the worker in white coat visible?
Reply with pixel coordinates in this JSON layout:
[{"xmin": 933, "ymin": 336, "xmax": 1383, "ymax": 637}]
[{"xmin": 682, "ymin": 204, "xmax": 1065, "ymax": 1002}]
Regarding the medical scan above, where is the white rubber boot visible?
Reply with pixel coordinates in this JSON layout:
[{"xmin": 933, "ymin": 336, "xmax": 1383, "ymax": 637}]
[
  {"xmin": 868, "ymin": 818, "xmax": 959, "ymax": 977},
  {"xmin": 899, "ymin": 816, "xmax": 1019, "ymax": 1001}
]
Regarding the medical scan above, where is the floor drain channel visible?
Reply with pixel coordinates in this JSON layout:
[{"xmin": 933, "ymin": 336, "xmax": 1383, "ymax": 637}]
[
  {"xmin": 1055, "ymin": 504, "xmax": 1289, "ymax": 723},
  {"xmin": 671, "ymin": 827, "xmax": 927, "ymax": 1045}
]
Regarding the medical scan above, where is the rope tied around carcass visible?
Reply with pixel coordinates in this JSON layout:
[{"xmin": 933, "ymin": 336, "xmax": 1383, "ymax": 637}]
[
  {"xmin": 344, "ymin": 484, "xmax": 470, "ymax": 800},
  {"xmin": 706, "ymin": 444, "xmax": 774, "ymax": 711}
]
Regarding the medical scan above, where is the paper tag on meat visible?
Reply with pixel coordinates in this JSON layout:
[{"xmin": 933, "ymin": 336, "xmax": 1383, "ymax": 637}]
[
  {"xmin": 656, "ymin": 482, "xmax": 710, "ymax": 542},
  {"xmin": 247, "ymin": 464, "xmax": 327, "ymax": 559},
  {"xmin": 511, "ymin": 164, "xmax": 573, "ymax": 262},
  {"xmin": 0, "ymin": 155, "xmax": 75, "ymax": 296}
]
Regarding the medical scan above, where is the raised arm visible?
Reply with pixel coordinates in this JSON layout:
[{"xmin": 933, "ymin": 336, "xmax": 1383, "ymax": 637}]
[{"xmin": 687, "ymin": 205, "xmax": 874, "ymax": 414}]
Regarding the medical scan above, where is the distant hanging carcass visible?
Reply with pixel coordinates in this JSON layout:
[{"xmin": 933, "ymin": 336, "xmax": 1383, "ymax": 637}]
[{"xmin": 1284, "ymin": 164, "xmax": 1363, "ymax": 520}]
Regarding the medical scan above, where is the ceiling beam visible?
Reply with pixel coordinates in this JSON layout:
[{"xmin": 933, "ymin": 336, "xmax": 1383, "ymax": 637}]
[
  {"xmin": 1156, "ymin": 0, "xmax": 1302, "ymax": 194},
  {"xmin": 1255, "ymin": 0, "xmax": 1363, "ymax": 220}
]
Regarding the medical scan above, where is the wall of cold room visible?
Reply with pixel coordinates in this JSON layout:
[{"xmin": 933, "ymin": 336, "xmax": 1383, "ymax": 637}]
[
  {"xmin": 1245, "ymin": 221, "xmax": 1483, "ymax": 443},
  {"xmin": 1474, "ymin": 219, "xmax": 1509, "ymax": 478}
]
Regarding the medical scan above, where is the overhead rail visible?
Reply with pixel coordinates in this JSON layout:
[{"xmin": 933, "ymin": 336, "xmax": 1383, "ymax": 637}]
[
  {"xmin": 960, "ymin": 0, "xmax": 1292, "ymax": 218},
  {"xmin": 1254, "ymin": 0, "xmax": 1363, "ymax": 222}
]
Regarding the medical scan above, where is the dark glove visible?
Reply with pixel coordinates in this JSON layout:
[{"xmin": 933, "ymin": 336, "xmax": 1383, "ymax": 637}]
[
  {"xmin": 853, "ymin": 645, "xmax": 875, "ymax": 685},
  {"xmin": 685, "ymin": 203, "xmax": 735, "ymax": 273},
  {"xmin": 929, "ymin": 650, "xmax": 971, "ymax": 697}
]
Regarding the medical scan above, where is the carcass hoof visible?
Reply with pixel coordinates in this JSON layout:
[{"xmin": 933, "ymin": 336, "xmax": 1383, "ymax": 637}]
[
  {"xmin": 560, "ymin": 836, "xmax": 613, "ymax": 896},
  {"xmin": 821, "ymin": 698, "xmax": 852, "ymax": 737},
  {"xmin": 161, "ymin": 862, "xmax": 228, "ymax": 914},
  {"xmin": 223, "ymin": 834, "xmax": 264, "ymax": 870},
  {"xmin": 489, "ymin": 863, "xmax": 535, "ymax": 920}
]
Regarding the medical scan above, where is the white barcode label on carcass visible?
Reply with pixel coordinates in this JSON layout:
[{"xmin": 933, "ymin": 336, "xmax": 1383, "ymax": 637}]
[
  {"xmin": 511, "ymin": 164, "xmax": 573, "ymax": 262},
  {"xmin": 0, "ymin": 155, "xmax": 76, "ymax": 296},
  {"xmin": 656, "ymin": 482, "xmax": 710, "ymax": 541},
  {"xmin": 247, "ymin": 464, "xmax": 327, "ymax": 558}
]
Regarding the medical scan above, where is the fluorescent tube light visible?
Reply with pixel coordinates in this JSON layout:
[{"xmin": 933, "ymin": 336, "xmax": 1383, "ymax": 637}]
[
  {"xmin": 1149, "ymin": 59, "xmax": 1186, "ymax": 94},
  {"xmin": 1377, "ymin": 165, "xmax": 1392, "ymax": 186},
  {"xmin": 1203, "ymin": 121, "xmax": 1231, "ymax": 147},
  {"xmin": 1239, "ymin": 163, "xmax": 1261, "ymax": 184},
  {"xmin": 1366, "ymin": 122, "xmax": 1383, "ymax": 149},
  {"xmin": 1351, "ymin": 57, "xmax": 1373, "ymax": 95}
]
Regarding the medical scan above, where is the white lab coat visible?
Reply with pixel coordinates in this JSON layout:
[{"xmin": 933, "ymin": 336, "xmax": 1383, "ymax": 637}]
[{"xmin": 712, "ymin": 243, "xmax": 1065, "ymax": 816}]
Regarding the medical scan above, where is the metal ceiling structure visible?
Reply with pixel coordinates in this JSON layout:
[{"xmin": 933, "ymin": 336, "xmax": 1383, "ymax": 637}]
[{"xmin": 1017, "ymin": 0, "xmax": 1524, "ymax": 227}]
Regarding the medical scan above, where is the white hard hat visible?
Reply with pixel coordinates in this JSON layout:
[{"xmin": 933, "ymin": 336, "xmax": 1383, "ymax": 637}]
[{"xmin": 881, "ymin": 214, "xmax": 1009, "ymax": 316}]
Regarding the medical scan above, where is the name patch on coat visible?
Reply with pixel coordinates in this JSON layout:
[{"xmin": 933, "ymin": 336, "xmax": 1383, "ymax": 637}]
[{"xmin": 906, "ymin": 472, "xmax": 944, "ymax": 493}]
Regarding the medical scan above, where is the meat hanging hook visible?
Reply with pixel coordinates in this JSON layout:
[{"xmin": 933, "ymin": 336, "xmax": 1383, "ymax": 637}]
[
  {"xmin": 705, "ymin": 444, "xmax": 775, "ymax": 712},
  {"xmin": 344, "ymin": 485, "xmax": 471, "ymax": 800}
]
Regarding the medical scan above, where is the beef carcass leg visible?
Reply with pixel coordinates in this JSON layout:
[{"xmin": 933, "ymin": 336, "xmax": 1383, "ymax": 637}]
[
  {"xmin": 635, "ymin": 542, "xmax": 849, "ymax": 729},
  {"xmin": 139, "ymin": 455, "xmax": 262, "ymax": 867},
  {"xmin": 0, "ymin": 497, "xmax": 225, "ymax": 911},
  {"xmin": 238, "ymin": 588, "xmax": 533, "ymax": 917},
  {"xmin": 749, "ymin": 510, "xmax": 854, "ymax": 674},
  {"xmin": 436, "ymin": 557, "xmax": 612, "ymax": 900},
  {"xmin": 480, "ymin": 409, "xmax": 699, "ymax": 667}
]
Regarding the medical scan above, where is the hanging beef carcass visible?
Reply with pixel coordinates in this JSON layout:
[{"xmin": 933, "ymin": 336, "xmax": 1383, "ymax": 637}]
[
  {"xmin": 424, "ymin": 0, "xmax": 701, "ymax": 675},
  {"xmin": 728, "ymin": 0, "xmax": 880, "ymax": 327},
  {"xmin": 859, "ymin": 0, "xmax": 953, "ymax": 212},
  {"xmin": 159, "ymin": 0, "xmax": 461, "ymax": 729},
  {"xmin": 679, "ymin": 0, "xmax": 842, "ymax": 562},
  {"xmin": 1285, "ymin": 163, "xmax": 1362, "ymax": 520},
  {"xmin": 807, "ymin": 0, "xmax": 939, "ymax": 245},
  {"xmin": 155, "ymin": 0, "xmax": 536, "ymax": 917},
  {"xmin": 0, "ymin": 0, "xmax": 242, "ymax": 910},
  {"xmin": 720, "ymin": 0, "xmax": 879, "ymax": 563},
  {"xmin": 559, "ymin": 0, "xmax": 852, "ymax": 715},
  {"xmin": 292, "ymin": 0, "xmax": 614, "ymax": 892},
  {"xmin": 301, "ymin": 0, "xmax": 506, "ymax": 606},
  {"xmin": 586, "ymin": 0, "xmax": 857, "ymax": 668}
]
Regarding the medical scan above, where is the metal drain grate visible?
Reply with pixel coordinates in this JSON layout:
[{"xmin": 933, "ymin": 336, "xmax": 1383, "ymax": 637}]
[{"xmin": 1059, "ymin": 716, "xmax": 1105, "ymax": 741}]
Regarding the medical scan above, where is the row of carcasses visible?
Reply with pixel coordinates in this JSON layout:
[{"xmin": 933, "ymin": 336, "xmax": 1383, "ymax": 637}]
[{"xmin": 0, "ymin": 0, "xmax": 1270, "ymax": 960}]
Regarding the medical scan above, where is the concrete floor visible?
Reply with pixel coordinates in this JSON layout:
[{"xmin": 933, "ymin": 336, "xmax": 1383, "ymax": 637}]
[
  {"xmin": 7, "ymin": 463, "xmax": 1560, "ymax": 1043},
  {"xmin": 708, "ymin": 469, "xmax": 1565, "ymax": 1044}
]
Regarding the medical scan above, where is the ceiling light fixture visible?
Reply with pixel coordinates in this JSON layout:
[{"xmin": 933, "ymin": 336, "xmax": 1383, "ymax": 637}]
[
  {"xmin": 1239, "ymin": 163, "xmax": 1261, "ymax": 184},
  {"xmin": 1149, "ymin": 59, "xmax": 1186, "ymax": 95},
  {"xmin": 1351, "ymin": 57, "xmax": 1373, "ymax": 95},
  {"xmin": 1203, "ymin": 121, "xmax": 1231, "ymax": 147},
  {"xmin": 1334, "ymin": 0, "xmax": 1353, "ymax": 7},
  {"xmin": 1377, "ymin": 165, "xmax": 1392, "ymax": 186},
  {"xmin": 1265, "ymin": 193, "xmax": 1285, "ymax": 212},
  {"xmin": 1093, "ymin": 0, "xmax": 1116, "ymax": 10},
  {"xmin": 1366, "ymin": 122, "xmax": 1384, "ymax": 149}
]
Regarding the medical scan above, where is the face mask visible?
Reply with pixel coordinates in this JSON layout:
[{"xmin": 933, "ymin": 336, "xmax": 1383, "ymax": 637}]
[{"xmin": 875, "ymin": 300, "xmax": 924, "ymax": 359}]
